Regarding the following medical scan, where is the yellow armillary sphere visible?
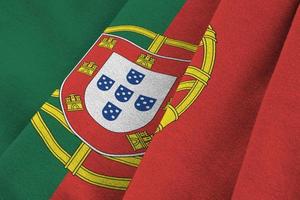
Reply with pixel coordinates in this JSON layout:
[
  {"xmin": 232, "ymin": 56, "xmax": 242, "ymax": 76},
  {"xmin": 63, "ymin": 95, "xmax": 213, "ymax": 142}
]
[{"xmin": 30, "ymin": 25, "xmax": 217, "ymax": 191}]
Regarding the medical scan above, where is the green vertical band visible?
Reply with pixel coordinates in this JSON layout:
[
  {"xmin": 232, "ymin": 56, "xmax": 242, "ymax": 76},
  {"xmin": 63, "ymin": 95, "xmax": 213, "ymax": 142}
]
[
  {"xmin": 0, "ymin": 0, "xmax": 187, "ymax": 199},
  {"xmin": 0, "ymin": 0, "xmax": 127, "ymax": 155},
  {"xmin": 0, "ymin": 0, "xmax": 127, "ymax": 198}
]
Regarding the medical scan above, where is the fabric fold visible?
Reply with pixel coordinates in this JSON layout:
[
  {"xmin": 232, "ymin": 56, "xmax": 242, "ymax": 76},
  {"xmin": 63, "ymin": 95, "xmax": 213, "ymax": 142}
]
[
  {"xmin": 232, "ymin": 6, "xmax": 300, "ymax": 199},
  {"xmin": 124, "ymin": 1, "xmax": 299, "ymax": 199}
]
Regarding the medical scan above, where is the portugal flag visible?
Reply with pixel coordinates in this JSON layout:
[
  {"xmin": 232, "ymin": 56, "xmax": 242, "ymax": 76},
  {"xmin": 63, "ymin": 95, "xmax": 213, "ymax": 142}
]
[{"xmin": 0, "ymin": 0, "xmax": 299, "ymax": 199}]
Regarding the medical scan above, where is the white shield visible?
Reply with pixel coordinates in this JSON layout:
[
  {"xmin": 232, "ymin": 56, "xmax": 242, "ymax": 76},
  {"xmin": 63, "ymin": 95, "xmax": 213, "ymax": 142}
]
[{"xmin": 84, "ymin": 52, "xmax": 176, "ymax": 133}]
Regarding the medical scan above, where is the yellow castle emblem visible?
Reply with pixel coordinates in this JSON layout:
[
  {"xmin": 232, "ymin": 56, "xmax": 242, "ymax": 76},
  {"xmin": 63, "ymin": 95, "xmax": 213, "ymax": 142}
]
[
  {"xmin": 78, "ymin": 62, "xmax": 97, "ymax": 76},
  {"xmin": 65, "ymin": 94, "xmax": 83, "ymax": 112}
]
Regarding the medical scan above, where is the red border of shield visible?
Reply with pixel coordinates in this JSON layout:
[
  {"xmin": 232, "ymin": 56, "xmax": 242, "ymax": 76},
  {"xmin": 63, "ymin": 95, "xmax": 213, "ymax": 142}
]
[{"xmin": 60, "ymin": 34, "xmax": 190, "ymax": 156}]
